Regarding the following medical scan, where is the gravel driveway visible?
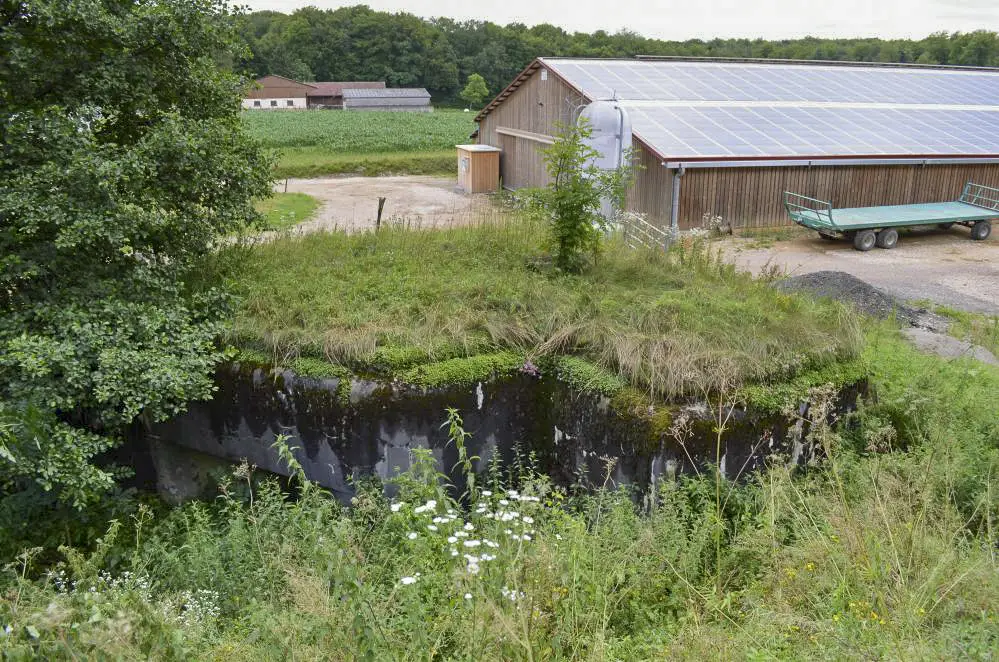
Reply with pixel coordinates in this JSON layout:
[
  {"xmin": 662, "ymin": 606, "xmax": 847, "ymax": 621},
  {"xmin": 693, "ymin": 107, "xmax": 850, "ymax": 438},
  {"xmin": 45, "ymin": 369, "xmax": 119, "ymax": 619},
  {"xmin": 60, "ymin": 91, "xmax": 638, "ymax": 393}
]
[
  {"xmin": 277, "ymin": 175, "xmax": 492, "ymax": 233},
  {"xmin": 720, "ymin": 226, "xmax": 999, "ymax": 314}
]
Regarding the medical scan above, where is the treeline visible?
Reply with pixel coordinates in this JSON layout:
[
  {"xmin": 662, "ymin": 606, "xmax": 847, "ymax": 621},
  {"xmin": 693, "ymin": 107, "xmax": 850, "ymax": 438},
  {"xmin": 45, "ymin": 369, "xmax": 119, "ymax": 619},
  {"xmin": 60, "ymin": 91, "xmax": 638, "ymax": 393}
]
[{"xmin": 237, "ymin": 5, "xmax": 999, "ymax": 105}]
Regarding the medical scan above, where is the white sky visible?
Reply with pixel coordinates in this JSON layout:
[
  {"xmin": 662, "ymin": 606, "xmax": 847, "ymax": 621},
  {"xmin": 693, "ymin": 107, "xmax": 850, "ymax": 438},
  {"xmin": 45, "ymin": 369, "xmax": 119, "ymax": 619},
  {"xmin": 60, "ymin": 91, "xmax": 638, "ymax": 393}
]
[{"xmin": 241, "ymin": 0, "xmax": 999, "ymax": 40}]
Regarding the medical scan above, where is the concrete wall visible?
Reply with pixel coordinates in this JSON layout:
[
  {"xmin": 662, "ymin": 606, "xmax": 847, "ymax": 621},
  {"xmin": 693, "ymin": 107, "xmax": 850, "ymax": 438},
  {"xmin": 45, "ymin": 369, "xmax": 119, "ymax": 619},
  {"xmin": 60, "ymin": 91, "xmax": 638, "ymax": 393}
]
[{"xmin": 132, "ymin": 361, "xmax": 863, "ymax": 502}]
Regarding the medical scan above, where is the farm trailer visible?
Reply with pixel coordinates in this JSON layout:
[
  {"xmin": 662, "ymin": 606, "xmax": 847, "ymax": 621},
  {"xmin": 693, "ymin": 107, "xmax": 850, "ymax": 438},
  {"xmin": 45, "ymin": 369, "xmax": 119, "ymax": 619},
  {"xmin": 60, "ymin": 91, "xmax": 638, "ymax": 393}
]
[{"xmin": 783, "ymin": 182, "xmax": 997, "ymax": 251}]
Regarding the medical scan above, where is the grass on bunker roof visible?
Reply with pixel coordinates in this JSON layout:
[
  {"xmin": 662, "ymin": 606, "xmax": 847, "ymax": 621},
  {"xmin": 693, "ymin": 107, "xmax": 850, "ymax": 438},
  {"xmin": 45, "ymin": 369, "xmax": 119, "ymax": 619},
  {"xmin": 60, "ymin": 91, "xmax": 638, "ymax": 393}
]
[{"xmin": 212, "ymin": 216, "xmax": 862, "ymax": 398}]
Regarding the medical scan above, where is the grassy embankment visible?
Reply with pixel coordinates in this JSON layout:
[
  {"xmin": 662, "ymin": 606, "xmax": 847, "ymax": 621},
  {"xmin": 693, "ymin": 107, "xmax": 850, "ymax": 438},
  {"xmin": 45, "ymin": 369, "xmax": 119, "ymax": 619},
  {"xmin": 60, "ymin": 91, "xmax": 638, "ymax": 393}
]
[
  {"xmin": 213, "ymin": 216, "xmax": 862, "ymax": 402},
  {"xmin": 2, "ymin": 321, "xmax": 997, "ymax": 659},
  {"xmin": 243, "ymin": 109, "xmax": 476, "ymax": 179}
]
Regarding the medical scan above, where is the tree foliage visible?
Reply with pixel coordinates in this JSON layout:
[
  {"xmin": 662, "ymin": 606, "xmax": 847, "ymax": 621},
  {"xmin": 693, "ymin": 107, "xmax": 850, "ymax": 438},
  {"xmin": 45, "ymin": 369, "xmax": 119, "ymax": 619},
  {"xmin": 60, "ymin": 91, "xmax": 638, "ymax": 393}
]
[
  {"xmin": 529, "ymin": 121, "xmax": 632, "ymax": 273},
  {"xmin": 235, "ymin": 7, "xmax": 999, "ymax": 104},
  {"xmin": 0, "ymin": 0, "xmax": 272, "ymax": 506},
  {"xmin": 459, "ymin": 73, "xmax": 489, "ymax": 108}
]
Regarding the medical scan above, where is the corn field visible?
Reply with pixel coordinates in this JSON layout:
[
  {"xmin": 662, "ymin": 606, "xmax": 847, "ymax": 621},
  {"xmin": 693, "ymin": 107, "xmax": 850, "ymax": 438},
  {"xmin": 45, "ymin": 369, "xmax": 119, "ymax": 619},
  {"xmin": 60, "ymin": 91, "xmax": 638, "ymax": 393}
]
[{"xmin": 242, "ymin": 109, "xmax": 476, "ymax": 153}]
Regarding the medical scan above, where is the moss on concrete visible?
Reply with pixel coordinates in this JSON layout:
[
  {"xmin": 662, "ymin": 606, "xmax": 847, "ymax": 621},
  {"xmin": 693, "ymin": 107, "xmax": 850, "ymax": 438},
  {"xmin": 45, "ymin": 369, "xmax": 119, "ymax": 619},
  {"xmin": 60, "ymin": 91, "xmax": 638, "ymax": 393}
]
[
  {"xmin": 739, "ymin": 357, "xmax": 869, "ymax": 414},
  {"xmin": 554, "ymin": 356, "xmax": 627, "ymax": 396},
  {"xmin": 398, "ymin": 352, "xmax": 523, "ymax": 389},
  {"xmin": 362, "ymin": 346, "xmax": 431, "ymax": 374}
]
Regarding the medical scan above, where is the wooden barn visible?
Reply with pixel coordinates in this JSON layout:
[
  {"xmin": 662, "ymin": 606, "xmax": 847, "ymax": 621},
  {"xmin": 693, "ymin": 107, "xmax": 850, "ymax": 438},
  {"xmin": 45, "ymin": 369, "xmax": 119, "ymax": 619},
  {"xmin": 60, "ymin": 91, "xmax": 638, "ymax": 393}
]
[{"xmin": 475, "ymin": 58, "xmax": 999, "ymax": 230}]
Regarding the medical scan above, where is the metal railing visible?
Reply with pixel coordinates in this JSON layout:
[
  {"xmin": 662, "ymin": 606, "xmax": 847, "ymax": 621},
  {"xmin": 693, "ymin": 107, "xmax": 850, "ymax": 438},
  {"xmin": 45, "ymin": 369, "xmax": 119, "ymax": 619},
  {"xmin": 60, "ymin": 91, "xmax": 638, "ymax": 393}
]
[
  {"xmin": 617, "ymin": 212, "xmax": 671, "ymax": 250},
  {"xmin": 782, "ymin": 191, "xmax": 836, "ymax": 229},
  {"xmin": 959, "ymin": 181, "xmax": 999, "ymax": 212}
]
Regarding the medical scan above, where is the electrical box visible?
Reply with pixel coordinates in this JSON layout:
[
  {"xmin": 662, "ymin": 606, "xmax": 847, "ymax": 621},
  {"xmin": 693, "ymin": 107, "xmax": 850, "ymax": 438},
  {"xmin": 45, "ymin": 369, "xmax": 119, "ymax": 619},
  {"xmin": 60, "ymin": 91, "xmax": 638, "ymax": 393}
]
[{"xmin": 456, "ymin": 144, "xmax": 501, "ymax": 194}]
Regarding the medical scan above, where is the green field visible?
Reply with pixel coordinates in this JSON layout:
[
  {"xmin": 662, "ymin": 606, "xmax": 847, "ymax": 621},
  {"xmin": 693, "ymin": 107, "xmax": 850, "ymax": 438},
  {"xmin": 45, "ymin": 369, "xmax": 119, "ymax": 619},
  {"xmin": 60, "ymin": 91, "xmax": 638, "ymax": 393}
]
[{"xmin": 242, "ymin": 110, "xmax": 476, "ymax": 178}]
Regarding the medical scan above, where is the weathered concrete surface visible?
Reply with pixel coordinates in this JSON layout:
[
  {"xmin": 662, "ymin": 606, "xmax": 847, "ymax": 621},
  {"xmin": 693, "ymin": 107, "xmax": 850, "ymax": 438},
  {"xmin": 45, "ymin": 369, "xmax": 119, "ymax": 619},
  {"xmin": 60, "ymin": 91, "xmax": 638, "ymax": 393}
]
[
  {"xmin": 902, "ymin": 327, "xmax": 999, "ymax": 366},
  {"xmin": 133, "ymin": 361, "xmax": 862, "ymax": 502}
]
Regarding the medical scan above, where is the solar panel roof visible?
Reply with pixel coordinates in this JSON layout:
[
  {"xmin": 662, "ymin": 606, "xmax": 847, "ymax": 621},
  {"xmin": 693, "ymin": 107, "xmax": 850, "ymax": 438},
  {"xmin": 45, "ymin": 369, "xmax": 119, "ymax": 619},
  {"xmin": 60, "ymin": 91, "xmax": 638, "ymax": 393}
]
[{"xmin": 540, "ymin": 58, "xmax": 999, "ymax": 161}]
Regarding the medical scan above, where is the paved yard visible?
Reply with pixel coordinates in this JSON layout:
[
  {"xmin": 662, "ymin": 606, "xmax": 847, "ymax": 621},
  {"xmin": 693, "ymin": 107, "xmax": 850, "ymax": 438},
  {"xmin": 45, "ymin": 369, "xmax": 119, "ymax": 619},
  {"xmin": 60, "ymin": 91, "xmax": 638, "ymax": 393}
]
[{"xmin": 720, "ymin": 226, "xmax": 999, "ymax": 314}]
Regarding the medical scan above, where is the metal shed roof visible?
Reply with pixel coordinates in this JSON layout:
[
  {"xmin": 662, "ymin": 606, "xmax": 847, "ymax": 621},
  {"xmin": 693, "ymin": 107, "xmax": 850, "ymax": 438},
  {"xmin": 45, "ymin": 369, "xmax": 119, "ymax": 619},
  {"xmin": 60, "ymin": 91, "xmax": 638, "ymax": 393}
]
[
  {"xmin": 481, "ymin": 58, "xmax": 999, "ymax": 163},
  {"xmin": 342, "ymin": 88, "xmax": 430, "ymax": 99}
]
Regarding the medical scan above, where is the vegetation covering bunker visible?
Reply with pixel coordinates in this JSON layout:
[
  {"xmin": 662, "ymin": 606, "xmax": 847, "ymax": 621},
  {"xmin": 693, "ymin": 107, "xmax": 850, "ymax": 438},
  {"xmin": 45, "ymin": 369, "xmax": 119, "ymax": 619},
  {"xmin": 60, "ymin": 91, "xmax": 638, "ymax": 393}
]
[{"xmin": 138, "ymin": 356, "xmax": 865, "ymax": 502}]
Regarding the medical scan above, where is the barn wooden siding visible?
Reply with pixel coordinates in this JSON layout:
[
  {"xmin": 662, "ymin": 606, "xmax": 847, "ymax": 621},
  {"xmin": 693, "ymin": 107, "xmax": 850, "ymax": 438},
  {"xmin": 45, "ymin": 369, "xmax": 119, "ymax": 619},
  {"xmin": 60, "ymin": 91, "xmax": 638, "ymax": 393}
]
[
  {"xmin": 676, "ymin": 163, "xmax": 999, "ymax": 229},
  {"xmin": 479, "ymin": 66, "xmax": 586, "ymax": 190}
]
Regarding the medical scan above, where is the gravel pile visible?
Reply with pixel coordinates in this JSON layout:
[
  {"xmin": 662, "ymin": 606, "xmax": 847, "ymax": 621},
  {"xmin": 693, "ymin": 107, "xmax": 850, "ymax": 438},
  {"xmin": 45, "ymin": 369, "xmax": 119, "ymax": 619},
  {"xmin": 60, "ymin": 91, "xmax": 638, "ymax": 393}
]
[{"xmin": 774, "ymin": 270, "xmax": 945, "ymax": 330}]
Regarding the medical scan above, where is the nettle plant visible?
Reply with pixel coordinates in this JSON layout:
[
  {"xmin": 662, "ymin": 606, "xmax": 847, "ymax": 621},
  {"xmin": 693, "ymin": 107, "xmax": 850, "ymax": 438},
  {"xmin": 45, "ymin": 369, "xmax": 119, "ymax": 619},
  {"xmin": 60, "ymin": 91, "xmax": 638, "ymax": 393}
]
[{"xmin": 527, "ymin": 120, "xmax": 634, "ymax": 273}]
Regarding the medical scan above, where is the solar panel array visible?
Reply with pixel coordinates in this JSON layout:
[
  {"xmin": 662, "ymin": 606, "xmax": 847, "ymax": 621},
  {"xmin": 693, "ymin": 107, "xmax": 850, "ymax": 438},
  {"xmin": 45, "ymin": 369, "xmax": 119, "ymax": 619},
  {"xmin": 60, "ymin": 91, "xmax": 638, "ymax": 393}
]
[{"xmin": 542, "ymin": 58, "xmax": 999, "ymax": 160}]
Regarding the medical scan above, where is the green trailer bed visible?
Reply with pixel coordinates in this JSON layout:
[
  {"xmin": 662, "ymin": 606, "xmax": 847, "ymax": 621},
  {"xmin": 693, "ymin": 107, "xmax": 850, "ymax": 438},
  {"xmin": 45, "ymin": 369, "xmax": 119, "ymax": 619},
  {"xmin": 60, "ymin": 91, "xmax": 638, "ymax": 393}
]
[{"xmin": 783, "ymin": 181, "xmax": 997, "ymax": 250}]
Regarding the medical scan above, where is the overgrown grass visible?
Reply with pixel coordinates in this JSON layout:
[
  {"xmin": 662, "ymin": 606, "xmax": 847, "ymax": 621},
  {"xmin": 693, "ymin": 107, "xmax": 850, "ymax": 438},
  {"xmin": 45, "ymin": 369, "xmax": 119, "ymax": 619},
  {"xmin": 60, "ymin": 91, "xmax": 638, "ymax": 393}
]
[
  {"xmin": 735, "ymin": 224, "xmax": 810, "ymax": 248},
  {"xmin": 253, "ymin": 192, "xmax": 320, "ymax": 230},
  {"xmin": 272, "ymin": 148, "xmax": 455, "ymax": 179},
  {"xmin": 209, "ymin": 217, "xmax": 861, "ymax": 398},
  {"xmin": 242, "ymin": 110, "xmax": 473, "ymax": 178},
  {"xmin": 3, "ymin": 325, "xmax": 997, "ymax": 659}
]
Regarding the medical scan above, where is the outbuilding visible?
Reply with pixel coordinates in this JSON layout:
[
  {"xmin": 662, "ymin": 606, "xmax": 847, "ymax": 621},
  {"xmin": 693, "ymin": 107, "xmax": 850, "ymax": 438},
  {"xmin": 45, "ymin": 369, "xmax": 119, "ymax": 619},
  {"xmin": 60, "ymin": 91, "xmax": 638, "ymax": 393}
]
[
  {"xmin": 475, "ymin": 57, "xmax": 999, "ymax": 230},
  {"xmin": 343, "ymin": 88, "xmax": 432, "ymax": 112}
]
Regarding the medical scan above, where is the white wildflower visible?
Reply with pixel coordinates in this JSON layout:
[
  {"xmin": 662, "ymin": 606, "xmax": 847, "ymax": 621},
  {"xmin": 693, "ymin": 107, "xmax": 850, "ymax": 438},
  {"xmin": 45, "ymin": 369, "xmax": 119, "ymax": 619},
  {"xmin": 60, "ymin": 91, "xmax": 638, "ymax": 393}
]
[
  {"xmin": 463, "ymin": 522, "xmax": 474, "ymax": 531},
  {"xmin": 481, "ymin": 490, "xmax": 492, "ymax": 497},
  {"xmin": 484, "ymin": 539, "xmax": 499, "ymax": 548},
  {"xmin": 555, "ymin": 534, "xmax": 563, "ymax": 540},
  {"xmin": 464, "ymin": 593, "xmax": 473, "ymax": 600},
  {"xmin": 455, "ymin": 531, "xmax": 469, "ymax": 538},
  {"xmin": 390, "ymin": 503, "xmax": 402, "ymax": 512},
  {"xmin": 508, "ymin": 490, "xmax": 519, "ymax": 497},
  {"xmin": 467, "ymin": 563, "xmax": 480, "ymax": 575},
  {"xmin": 407, "ymin": 532, "xmax": 418, "ymax": 540},
  {"xmin": 464, "ymin": 554, "xmax": 480, "ymax": 563},
  {"xmin": 400, "ymin": 576, "xmax": 418, "ymax": 585},
  {"xmin": 523, "ymin": 534, "xmax": 532, "ymax": 541},
  {"xmin": 447, "ymin": 536, "xmax": 458, "ymax": 544},
  {"xmin": 499, "ymin": 499, "xmax": 509, "ymax": 506},
  {"xmin": 522, "ymin": 516, "xmax": 534, "ymax": 524},
  {"xmin": 480, "ymin": 553, "xmax": 496, "ymax": 561},
  {"xmin": 463, "ymin": 540, "xmax": 481, "ymax": 548},
  {"xmin": 427, "ymin": 525, "xmax": 438, "ymax": 532},
  {"xmin": 432, "ymin": 516, "xmax": 444, "ymax": 523}
]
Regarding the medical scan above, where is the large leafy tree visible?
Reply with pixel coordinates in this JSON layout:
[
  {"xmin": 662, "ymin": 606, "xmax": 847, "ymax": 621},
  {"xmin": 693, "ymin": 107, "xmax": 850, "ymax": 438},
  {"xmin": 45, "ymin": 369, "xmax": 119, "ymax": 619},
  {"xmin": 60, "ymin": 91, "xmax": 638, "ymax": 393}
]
[{"xmin": 0, "ymin": 0, "xmax": 272, "ymax": 506}]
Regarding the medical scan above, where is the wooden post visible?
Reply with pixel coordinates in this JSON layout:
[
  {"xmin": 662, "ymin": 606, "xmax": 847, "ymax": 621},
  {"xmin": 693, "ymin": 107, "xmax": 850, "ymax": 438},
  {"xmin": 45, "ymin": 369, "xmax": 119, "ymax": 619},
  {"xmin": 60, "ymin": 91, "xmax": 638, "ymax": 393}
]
[
  {"xmin": 376, "ymin": 197, "xmax": 386, "ymax": 231},
  {"xmin": 284, "ymin": 178, "xmax": 288, "ymax": 193}
]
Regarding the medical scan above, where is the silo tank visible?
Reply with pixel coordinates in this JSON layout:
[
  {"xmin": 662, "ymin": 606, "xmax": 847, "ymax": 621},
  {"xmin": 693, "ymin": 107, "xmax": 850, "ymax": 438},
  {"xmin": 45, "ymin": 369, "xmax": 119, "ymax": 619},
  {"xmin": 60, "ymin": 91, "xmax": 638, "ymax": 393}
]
[{"xmin": 578, "ymin": 101, "xmax": 632, "ymax": 170}]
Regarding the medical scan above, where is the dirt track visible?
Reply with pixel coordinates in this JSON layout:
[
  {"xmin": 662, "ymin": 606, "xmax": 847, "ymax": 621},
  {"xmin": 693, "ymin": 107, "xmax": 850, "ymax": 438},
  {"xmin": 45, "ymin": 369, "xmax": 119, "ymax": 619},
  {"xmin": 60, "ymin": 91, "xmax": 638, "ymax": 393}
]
[
  {"xmin": 277, "ymin": 175, "xmax": 491, "ymax": 232},
  {"xmin": 720, "ymin": 226, "xmax": 999, "ymax": 314}
]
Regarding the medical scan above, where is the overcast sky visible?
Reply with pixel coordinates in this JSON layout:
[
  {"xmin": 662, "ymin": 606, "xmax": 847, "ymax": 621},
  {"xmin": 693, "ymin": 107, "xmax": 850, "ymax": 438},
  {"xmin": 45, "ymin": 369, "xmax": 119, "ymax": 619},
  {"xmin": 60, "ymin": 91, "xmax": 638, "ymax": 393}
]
[{"xmin": 242, "ymin": 0, "xmax": 999, "ymax": 40}]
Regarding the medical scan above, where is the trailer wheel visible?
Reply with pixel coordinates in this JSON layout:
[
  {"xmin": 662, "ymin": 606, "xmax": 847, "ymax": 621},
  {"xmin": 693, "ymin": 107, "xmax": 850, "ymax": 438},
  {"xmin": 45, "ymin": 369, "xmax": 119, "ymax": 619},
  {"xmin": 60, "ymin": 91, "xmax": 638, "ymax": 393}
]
[
  {"xmin": 876, "ymin": 228, "xmax": 898, "ymax": 249},
  {"xmin": 938, "ymin": 222, "xmax": 954, "ymax": 230},
  {"xmin": 818, "ymin": 231, "xmax": 837, "ymax": 241},
  {"xmin": 970, "ymin": 221, "xmax": 992, "ymax": 241},
  {"xmin": 853, "ymin": 229, "xmax": 877, "ymax": 251}
]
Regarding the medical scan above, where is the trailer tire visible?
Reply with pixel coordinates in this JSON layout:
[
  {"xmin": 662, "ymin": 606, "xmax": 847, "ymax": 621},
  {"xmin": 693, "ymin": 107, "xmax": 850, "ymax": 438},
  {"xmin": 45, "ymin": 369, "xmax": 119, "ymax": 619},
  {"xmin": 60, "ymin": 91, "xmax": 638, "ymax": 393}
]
[
  {"xmin": 818, "ymin": 231, "xmax": 837, "ymax": 241},
  {"xmin": 853, "ymin": 229, "xmax": 877, "ymax": 251},
  {"xmin": 970, "ymin": 221, "xmax": 992, "ymax": 241},
  {"xmin": 876, "ymin": 228, "xmax": 898, "ymax": 249},
  {"xmin": 938, "ymin": 222, "xmax": 954, "ymax": 230}
]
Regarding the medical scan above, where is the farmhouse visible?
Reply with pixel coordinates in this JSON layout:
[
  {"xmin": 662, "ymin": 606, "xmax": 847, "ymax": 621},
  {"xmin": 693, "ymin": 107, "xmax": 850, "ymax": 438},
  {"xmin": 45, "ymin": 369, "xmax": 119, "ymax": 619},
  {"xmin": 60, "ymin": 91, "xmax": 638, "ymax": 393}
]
[
  {"xmin": 343, "ymin": 88, "xmax": 432, "ymax": 112},
  {"xmin": 243, "ymin": 75, "xmax": 386, "ymax": 110},
  {"xmin": 475, "ymin": 57, "xmax": 999, "ymax": 229}
]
